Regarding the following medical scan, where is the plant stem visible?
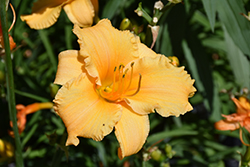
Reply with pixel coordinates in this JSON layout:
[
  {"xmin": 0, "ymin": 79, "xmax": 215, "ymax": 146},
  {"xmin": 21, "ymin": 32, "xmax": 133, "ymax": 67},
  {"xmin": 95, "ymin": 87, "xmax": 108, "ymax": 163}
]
[{"xmin": 0, "ymin": 1, "xmax": 23, "ymax": 166}]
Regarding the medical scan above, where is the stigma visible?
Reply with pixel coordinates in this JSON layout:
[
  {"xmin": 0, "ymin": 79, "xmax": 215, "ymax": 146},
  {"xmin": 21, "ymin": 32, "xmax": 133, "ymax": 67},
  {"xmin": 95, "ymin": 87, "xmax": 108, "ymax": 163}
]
[{"xmin": 98, "ymin": 62, "xmax": 142, "ymax": 102}]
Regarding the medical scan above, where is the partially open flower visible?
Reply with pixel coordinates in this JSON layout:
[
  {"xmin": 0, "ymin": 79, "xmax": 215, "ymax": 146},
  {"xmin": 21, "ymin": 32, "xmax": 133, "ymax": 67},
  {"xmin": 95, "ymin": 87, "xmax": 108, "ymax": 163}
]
[
  {"xmin": 9, "ymin": 102, "xmax": 53, "ymax": 137},
  {"xmin": 20, "ymin": 0, "xmax": 99, "ymax": 29}
]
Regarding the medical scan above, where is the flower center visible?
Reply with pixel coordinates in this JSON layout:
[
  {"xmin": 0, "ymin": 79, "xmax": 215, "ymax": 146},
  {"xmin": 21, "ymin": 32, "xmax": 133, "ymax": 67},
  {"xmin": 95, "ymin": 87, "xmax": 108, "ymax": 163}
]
[{"xmin": 98, "ymin": 62, "xmax": 141, "ymax": 102}]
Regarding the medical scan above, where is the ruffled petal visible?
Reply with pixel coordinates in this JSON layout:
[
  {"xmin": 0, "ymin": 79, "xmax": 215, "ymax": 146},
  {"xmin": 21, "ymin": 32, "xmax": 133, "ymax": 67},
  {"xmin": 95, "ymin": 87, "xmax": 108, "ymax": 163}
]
[
  {"xmin": 115, "ymin": 103, "xmax": 149, "ymax": 159},
  {"xmin": 53, "ymin": 73, "xmax": 122, "ymax": 146},
  {"xmin": 214, "ymin": 120, "xmax": 240, "ymax": 131},
  {"xmin": 54, "ymin": 50, "xmax": 85, "ymax": 85},
  {"xmin": 73, "ymin": 19, "xmax": 141, "ymax": 86},
  {"xmin": 124, "ymin": 55, "xmax": 196, "ymax": 116},
  {"xmin": 20, "ymin": 0, "xmax": 68, "ymax": 29},
  {"xmin": 63, "ymin": 0, "xmax": 96, "ymax": 27}
]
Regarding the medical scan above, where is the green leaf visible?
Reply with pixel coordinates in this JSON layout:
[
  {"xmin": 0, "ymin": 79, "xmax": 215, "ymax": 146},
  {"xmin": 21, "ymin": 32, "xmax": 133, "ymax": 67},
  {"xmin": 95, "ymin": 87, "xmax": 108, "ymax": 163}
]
[
  {"xmin": 101, "ymin": 0, "xmax": 123, "ymax": 19},
  {"xmin": 223, "ymin": 26, "xmax": 250, "ymax": 89},
  {"xmin": 217, "ymin": 0, "xmax": 250, "ymax": 58},
  {"xmin": 146, "ymin": 129, "xmax": 198, "ymax": 145},
  {"xmin": 155, "ymin": 23, "xmax": 173, "ymax": 56},
  {"xmin": 182, "ymin": 37, "xmax": 221, "ymax": 121},
  {"xmin": 201, "ymin": 0, "xmax": 216, "ymax": 32}
]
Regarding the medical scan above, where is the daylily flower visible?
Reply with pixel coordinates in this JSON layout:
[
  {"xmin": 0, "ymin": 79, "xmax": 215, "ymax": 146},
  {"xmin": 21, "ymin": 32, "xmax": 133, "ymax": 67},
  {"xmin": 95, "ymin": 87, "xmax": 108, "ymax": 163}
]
[
  {"xmin": 20, "ymin": 0, "xmax": 99, "ymax": 29},
  {"xmin": 9, "ymin": 102, "xmax": 53, "ymax": 137},
  {"xmin": 214, "ymin": 96, "xmax": 250, "ymax": 132},
  {"xmin": 53, "ymin": 19, "xmax": 196, "ymax": 159}
]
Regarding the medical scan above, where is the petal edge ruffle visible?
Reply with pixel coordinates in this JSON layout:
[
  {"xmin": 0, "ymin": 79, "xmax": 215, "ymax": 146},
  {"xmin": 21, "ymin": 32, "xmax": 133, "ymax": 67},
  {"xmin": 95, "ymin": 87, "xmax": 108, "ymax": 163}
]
[
  {"xmin": 20, "ymin": 0, "xmax": 68, "ymax": 29},
  {"xmin": 124, "ymin": 55, "xmax": 196, "ymax": 117}
]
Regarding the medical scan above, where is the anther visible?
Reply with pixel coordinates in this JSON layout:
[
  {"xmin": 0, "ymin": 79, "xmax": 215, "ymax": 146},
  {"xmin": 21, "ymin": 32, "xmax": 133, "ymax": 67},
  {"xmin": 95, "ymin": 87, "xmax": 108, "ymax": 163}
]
[
  {"xmin": 130, "ymin": 62, "xmax": 135, "ymax": 67},
  {"xmin": 119, "ymin": 64, "xmax": 125, "ymax": 70}
]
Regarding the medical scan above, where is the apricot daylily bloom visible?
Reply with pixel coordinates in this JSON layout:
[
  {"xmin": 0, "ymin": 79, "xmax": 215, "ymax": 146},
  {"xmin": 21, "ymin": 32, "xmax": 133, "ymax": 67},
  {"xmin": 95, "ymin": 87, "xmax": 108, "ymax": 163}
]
[
  {"xmin": 53, "ymin": 19, "xmax": 196, "ymax": 159},
  {"xmin": 20, "ymin": 0, "xmax": 98, "ymax": 29},
  {"xmin": 215, "ymin": 96, "xmax": 250, "ymax": 132},
  {"xmin": 9, "ymin": 102, "xmax": 53, "ymax": 137}
]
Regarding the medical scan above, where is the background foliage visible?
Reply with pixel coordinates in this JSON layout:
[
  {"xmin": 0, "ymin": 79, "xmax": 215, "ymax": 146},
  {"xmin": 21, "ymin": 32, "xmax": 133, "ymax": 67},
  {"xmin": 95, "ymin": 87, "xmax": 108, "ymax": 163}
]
[{"xmin": 1, "ymin": 0, "xmax": 250, "ymax": 166}]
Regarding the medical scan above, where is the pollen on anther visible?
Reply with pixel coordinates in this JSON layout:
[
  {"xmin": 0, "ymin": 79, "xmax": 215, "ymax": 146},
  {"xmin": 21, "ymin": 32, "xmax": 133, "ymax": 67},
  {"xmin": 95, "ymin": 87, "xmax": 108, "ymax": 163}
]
[{"xmin": 131, "ymin": 62, "xmax": 135, "ymax": 67}]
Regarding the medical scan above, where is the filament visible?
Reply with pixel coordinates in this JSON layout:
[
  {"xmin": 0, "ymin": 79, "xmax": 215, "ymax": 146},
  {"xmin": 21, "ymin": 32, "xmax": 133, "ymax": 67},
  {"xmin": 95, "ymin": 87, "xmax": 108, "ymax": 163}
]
[{"xmin": 125, "ymin": 73, "xmax": 142, "ymax": 97}]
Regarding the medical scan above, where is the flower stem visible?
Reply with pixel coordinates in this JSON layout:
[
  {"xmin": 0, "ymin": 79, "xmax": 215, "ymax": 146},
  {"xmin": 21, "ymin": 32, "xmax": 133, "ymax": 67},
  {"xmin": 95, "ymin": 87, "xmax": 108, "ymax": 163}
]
[
  {"xmin": 241, "ymin": 146, "xmax": 250, "ymax": 167},
  {"xmin": 0, "ymin": 1, "xmax": 23, "ymax": 167}
]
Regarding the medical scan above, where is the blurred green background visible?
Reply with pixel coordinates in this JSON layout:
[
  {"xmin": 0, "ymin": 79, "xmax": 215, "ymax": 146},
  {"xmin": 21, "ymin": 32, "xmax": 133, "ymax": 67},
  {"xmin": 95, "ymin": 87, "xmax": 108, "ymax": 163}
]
[{"xmin": 1, "ymin": 0, "xmax": 250, "ymax": 166}]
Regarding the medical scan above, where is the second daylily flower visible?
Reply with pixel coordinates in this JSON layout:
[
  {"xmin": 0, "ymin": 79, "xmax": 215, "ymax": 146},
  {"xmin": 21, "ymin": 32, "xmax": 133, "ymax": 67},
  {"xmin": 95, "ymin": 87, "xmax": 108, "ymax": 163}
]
[
  {"xmin": 215, "ymin": 96, "xmax": 250, "ymax": 132},
  {"xmin": 20, "ymin": 0, "xmax": 98, "ymax": 29},
  {"xmin": 53, "ymin": 19, "xmax": 196, "ymax": 159}
]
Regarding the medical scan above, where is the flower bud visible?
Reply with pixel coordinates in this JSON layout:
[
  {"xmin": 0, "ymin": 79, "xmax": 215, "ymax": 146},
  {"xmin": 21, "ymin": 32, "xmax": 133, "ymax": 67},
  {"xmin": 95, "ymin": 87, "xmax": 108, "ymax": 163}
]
[
  {"xmin": 168, "ymin": 56, "xmax": 180, "ymax": 67},
  {"xmin": 150, "ymin": 148, "xmax": 162, "ymax": 161},
  {"xmin": 165, "ymin": 144, "xmax": 175, "ymax": 158},
  {"xmin": 50, "ymin": 83, "xmax": 59, "ymax": 98},
  {"xmin": 119, "ymin": 18, "xmax": 132, "ymax": 31}
]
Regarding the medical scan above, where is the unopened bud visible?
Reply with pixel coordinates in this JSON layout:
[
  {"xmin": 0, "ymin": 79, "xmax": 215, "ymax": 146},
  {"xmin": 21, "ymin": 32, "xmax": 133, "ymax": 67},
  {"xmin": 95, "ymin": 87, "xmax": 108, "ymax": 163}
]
[
  {"xmin": 168, "ymin": 56, "xmax": 180, "ymax": 67},
  {"xmin": 119, "ymin": 18, "xmax": 132, "ymax": 30},
  {"xmin": 154, "ymin": 1, "xmax": 164, "ymax": 10},
  {"xmin": 135, "ymin": 9, "xmax": 143, "ymax": 17},
  {"xmin": 150, "ymin": 148, "xmax": 162, "ymax": 161},
  {"xmin": 50, "ymin": 83, "xmax": 59, "ymax": 98},
  {"xmin": 165, "ymin": 144, "xmax": 172, "ymax": 154}
]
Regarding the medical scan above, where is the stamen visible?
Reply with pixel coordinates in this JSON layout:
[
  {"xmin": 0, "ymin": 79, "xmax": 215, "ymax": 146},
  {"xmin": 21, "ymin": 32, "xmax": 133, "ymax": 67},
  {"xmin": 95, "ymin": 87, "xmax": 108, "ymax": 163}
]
[
  {"xmin": 125, "ymin": 73, "xmax": 142, "ymax": 97},
  {"xmin": 98, "ymin": 63, "xmax": 141, "ymax": 102},
  {"xmin": 118, "ymin": 64, "xmax": 124, "ymax": 81},
  {"xmin": 123, "ymin": 62, "xmax": 134, "ymax": 93}
]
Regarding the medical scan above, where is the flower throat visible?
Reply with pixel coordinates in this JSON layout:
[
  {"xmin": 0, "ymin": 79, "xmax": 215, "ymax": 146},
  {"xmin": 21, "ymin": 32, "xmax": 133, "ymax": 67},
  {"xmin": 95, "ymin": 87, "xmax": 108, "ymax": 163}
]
[{"xmin": 98, "ymin": 62, "xmax": 141, "ymax": 102}]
